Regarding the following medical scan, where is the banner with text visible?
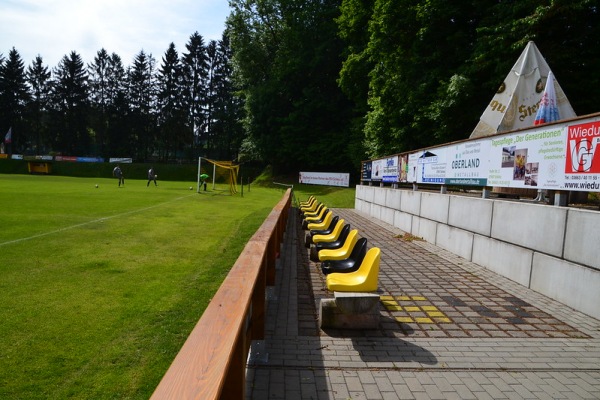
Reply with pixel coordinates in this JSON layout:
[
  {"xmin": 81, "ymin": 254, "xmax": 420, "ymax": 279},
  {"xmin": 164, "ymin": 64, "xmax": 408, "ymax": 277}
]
[
  {"xmin": 299, "ymin": 171, "xmax": 350, "ymax": 187},
  {"xmin": 361, "ymin": 114, "xmax": 600, "ymax": 192}
]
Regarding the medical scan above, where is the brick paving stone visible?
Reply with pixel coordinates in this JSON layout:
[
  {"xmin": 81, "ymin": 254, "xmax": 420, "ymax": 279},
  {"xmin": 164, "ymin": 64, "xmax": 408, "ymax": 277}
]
[
  {"xmin": 423, "ymin": 384, "xmax": 446, "ymax": 399},
  {"xmin": 381, "ymin": 393, "xmax": 401, "ymax": 400},
  {"xmin": 245, "ymin": 207, "xmax": 600, "ymax": 400}
]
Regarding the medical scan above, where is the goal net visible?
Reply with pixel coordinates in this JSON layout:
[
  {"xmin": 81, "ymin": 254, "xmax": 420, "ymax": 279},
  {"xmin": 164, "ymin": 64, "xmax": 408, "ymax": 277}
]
[{"xmin": 197, "ymin": 158, "xmax": 240, "ymax": 195}]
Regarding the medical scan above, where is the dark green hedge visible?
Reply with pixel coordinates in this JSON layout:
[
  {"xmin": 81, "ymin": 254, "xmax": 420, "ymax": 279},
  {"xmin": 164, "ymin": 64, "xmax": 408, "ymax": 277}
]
[{"xmin": 0, "ymin": 159, "xmax": 266, "ymax": 183}]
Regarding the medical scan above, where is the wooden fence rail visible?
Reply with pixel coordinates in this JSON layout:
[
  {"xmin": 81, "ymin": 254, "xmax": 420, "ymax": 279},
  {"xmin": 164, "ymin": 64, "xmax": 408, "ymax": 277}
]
[{"xmin": 150, "ymin": 188, "xmax": 292, "ymax": 399}]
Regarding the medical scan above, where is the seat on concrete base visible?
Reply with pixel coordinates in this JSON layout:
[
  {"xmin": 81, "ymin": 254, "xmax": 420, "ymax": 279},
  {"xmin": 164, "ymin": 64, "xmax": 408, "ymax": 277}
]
[
  {"xmin": 318, "ymin": 230, "xmax": 359, "ymax": 262},
  {"xmin": 305, "ymin": 211, "xmax": 333, "ymax": 232},
  {"xmin": 312, "ymin": 219, "xmax": 347, "ymax": 244},
  {"xmin": 326, "ymin": 247, "xmax": 380, "ymax": 292},
  {"xmin": 309, "ymin": 224, "xmax": 350, "ymax": 262},
  {"xmin": 321, "ymin": 237, "xmax": 367, "ymax": 275},
  {"xmin": 305, "ymin": 215, "xmax": 339, "ymax": 247},
  {"xmin": 302, "ymin": 206, "xmax": 328, "ymax": 229}
]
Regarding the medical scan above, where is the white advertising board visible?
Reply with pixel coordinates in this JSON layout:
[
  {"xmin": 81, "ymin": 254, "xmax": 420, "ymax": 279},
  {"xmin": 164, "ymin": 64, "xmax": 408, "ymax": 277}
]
[
  {"xmin": 487, "ymin": 125, "xmax": 566, "ymax": 189},
  {"xmin": 367, "ymin": 114, "xmax": 600, "ymax": 192},
  {"xmin": 407, "ymin": 153, "xmax": 419, "ymax": 183},
  {"xmin": 299, "ymin": 171, "xmax": 350, "ymax": 187},
  {"xmin": 445, "ymin": 140, "xmax": 490, "ymax": 186},
  {"xmin": 371, "ymin": 159, "xmax": 386, "ymax": 181},
  {"xmin": 417, "ymin": 148, "xmax": 447, "ymax": 184},
  {"xmin": 382, "ymin": 156, "xmax": 399, "ymax": 183}
]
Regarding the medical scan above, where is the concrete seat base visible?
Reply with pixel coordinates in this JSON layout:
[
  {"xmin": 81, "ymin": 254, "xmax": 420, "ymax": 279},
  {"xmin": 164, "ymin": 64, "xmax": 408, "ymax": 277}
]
[{"xmin": 319, "ymin": 292, "xmax": 380, "ymax": 330}]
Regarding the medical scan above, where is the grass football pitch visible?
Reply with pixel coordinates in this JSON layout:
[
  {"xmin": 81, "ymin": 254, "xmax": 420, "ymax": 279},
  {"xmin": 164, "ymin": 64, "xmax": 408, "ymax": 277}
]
[{"xmin": 0, "ymin": 174, "xmax": 290, "ymax": 399}]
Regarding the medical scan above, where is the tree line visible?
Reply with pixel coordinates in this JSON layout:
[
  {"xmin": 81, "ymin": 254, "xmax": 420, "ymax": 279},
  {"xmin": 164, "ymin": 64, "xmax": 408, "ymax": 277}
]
[
  {"xmin": 0, "ymin": 32, "xmax": 243, "ymax": 162},
  {"xmin": 226, "ymin": 0, "xmax": 600, "ymax": 174},
  {"xmin": 2, "ymin": 2, "xmax": 599, "ymax": 174}
]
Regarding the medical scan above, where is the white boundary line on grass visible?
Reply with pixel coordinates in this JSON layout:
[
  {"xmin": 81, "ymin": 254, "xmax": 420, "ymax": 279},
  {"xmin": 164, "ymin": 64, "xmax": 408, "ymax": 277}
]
[{"xmin": 0, "ymin": 195, "xmax": 193, "ymax": 247}]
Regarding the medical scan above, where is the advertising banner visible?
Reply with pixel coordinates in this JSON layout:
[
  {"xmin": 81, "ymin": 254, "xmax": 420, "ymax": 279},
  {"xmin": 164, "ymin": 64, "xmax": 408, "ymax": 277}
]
[
  {"xmin": 563, "ymin": 120, "xmax": 600, "ymax": 191},
  {"xmin": 361, "ymin": 161, "xmax": 372, "ymax": 181},
  {"xmin": 55, "ymin": 156, "xmax": 78, "ymax": 162},
  {"xmin": 77, "ymin": 157, "xmax": 104, "ymax": 163},
  {"xmin": 366, "ymin": 114, "xmax": 600, "ymax": 193},
  {"xmin": 299, "ymin": 171, "xmax": 350, "ymax": 187},
  {"xmin": 399, "ymin": 155, "xmax": 408, "ymax": 182},
  {"xmin": 382, "ymin": 156, "xmax": 399, "ymax": 183},
  {"xmin": 417, "ymin": 148, "xmax": 447, "ymax": 184},
  {"xmin": 487, "ymin": 125, "xmax": 566, "ymax": 189},
  {"xmin": 445, "ymin": 140, "xmax": 490, "ymax": 186},
  {"xmin": 371, "ymin": 159, "xmax": 386, "ymax": 181},
  {"xmin": 407, "ymin": 153, "xmax": 419, "ymax": 183},
  {"xmin": 109, "ymin": 157, "xmax": 133, "ymax": 163}
]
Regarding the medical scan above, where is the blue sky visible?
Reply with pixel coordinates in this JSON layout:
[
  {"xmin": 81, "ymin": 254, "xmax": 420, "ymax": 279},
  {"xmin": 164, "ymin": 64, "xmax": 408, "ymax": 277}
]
[{"xmin": 0, "ymin": 0, "xmax": 231, "ymax": 68}]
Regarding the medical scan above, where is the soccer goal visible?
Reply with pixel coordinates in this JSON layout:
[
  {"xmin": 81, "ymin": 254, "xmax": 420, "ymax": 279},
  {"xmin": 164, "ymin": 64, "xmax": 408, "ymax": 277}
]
[{"xmin": 197, "ymin": 157, "xmax": 240, "ymax": 195}]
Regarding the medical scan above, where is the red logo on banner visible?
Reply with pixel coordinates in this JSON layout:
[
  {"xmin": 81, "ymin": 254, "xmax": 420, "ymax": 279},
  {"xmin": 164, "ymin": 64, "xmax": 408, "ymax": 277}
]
[{"xmin": 565, "ymin": 121, "xmax": 600, "ymax": 173}]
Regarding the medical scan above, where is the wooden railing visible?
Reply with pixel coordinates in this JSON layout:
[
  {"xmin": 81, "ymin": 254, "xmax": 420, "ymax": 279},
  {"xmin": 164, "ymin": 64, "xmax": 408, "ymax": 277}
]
[{"xmin": 150, "ymin": 188, "xmax": 292, "ymax": 399}]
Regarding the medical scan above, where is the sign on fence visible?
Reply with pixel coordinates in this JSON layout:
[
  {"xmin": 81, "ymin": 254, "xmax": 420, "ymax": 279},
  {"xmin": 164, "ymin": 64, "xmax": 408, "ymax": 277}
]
[{"xmin": 362, "ymin": 114, "xmax": 600, "ymax": 192}]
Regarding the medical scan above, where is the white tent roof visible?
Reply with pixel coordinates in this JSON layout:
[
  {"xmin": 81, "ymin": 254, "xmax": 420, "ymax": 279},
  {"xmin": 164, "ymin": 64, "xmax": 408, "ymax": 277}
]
[{"xmin": 470, "ymin": 41, "xmax": 576, "ymax": 139}]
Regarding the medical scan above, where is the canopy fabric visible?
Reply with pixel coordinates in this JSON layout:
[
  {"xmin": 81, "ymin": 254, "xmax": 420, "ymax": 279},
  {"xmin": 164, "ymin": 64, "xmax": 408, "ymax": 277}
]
[
  {"xmin": 470, "ymin": 41, "xmax": 576, "ymax": 139},
  {"xmin": 534, "ymin": 70, "xmax": 560, "ymax": 125}
]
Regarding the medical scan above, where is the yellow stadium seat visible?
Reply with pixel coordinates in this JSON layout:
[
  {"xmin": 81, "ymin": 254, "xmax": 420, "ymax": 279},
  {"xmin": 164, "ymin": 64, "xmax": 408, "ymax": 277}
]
[
  {"xmin": 304, "ymin": 206, "xmax": 328, "ymax": 224},
  {"xmin": 300, "ymin": 199, "xmax": 319, "ymax": 213},
  {"xmin": 299, "ymin": 196, "xmax": 315, "ymax": 207},
  {"xmin": 312, "ymin": 220, "xmax": 348, "ymax": 243},
  {"xmin": 309, "ymin": 223, "xmax": 350, "ymax": 262},
  {"xmin": 307, "ymin": 214, "xmax": 337, "ymax": 231},
  {"xmin": 318, "ymin": 230, "xmax": 359, "ymax": 261},
  {"xmin": 326, "ymin": 247, "xmax": 380, "ymax": 292},
  {"xmin": 321, "ymin": 237, "xmax": 368, "ymax": 275},
  {"xmin": 302, "ymin": 203, "xmax": 324, "ymax": 219}
]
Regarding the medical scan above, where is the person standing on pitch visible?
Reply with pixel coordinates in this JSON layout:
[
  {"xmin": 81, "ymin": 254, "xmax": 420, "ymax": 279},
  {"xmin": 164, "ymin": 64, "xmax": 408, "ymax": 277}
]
[
  {"xmin": 113, "ymin": 164, "xmax": 124, "ymax": 187},
  {"xmin": 200, "ymin": 173, "xmax": 209, "ymax": 191},
  {"xmin": 147, "ymin": 167, "xmax": 157, "ymax": 187}
]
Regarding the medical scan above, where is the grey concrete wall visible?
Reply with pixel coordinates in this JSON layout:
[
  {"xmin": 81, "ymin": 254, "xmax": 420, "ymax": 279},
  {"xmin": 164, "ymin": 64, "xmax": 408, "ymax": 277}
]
[{"xmin": 355, "ymin": 185, "xmax": 600, "ymax": 320}]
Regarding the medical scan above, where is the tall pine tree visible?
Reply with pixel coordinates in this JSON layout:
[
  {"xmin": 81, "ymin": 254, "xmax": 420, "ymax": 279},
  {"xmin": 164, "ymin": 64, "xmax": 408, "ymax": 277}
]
[
  {"xmin": 157, "ymin": 43, "xmax": 187, "ymax": 161},
  {"xmin": 0, "ymin": 48, "xmax": 30, "ymax": 151},
  {"xmin": 128, "ymin": 50, "xmax": 157, "ymax": 160},
  {"xmin": 26, "ymin": 56, "xmax": 52, "ymax": 154},
  {"xmin": 51, "ymin": 51, "xmax": 89, "ymax": 155},
  {"xmin": 182, "ymin": 32, "xmax": 209, "ymax": 159}
]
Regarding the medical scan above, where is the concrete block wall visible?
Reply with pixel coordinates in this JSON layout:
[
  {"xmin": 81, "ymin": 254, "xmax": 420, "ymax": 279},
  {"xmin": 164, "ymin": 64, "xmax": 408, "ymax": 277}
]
[{"xmin": 355, "ymin": 184, "xmax": 600, "ymax": 319}]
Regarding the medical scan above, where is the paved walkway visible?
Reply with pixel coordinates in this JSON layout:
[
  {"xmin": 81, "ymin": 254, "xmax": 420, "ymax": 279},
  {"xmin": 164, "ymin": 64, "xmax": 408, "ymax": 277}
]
[{"xmin": 246, "ymin": 208, "xmax": 600, "ymax": 399}]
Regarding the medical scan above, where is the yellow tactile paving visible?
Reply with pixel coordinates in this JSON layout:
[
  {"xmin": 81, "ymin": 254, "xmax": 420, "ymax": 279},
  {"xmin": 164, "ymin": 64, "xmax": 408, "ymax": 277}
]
[
  {"xmin": 382, "ymin": 295, "xmax": 452, "ymax": 325},
  {"xmin": 426, "ymin": 311, "xmax": 445, "ymax": 317},
  {"xmin": 415, "ymin": 317, "xmax": 433, "ymax": 324}
]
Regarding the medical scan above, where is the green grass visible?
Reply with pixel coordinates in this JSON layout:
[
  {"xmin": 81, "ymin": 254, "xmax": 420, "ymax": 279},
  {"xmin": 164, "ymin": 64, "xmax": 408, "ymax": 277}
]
[
  {"xmin": 288, "ymin": 183, "xmax": 356, "ymax": 209},
  {"xmin": 252, "ymin": 167, "xmax": 356, "ymax": 208},
  {"xmin": 0, "ymin": 174, "xmax": 286, "ymax": 399}
]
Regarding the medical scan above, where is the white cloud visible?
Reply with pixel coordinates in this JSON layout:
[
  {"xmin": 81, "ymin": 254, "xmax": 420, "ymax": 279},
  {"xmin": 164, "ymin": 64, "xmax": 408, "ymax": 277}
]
[{"xmin": 0, "ymin": 0, "xmax": 230, "ymax": 68}]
